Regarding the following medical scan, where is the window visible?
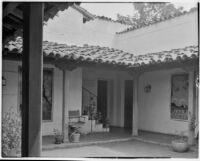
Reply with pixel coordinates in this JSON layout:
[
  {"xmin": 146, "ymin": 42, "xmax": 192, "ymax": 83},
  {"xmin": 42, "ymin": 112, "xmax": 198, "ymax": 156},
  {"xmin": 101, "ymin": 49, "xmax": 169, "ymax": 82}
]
[
  {"xmin": 170, "ymin": 74, "xmax": 189, "ymax": 121},
  {"xmin": 19, "ymin": 68, "xmax": 53, "ymax": 121}
]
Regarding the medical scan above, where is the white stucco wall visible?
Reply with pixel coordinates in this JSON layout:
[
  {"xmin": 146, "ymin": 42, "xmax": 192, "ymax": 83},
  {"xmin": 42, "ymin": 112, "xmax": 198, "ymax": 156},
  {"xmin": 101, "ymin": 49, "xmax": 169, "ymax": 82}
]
[
  {"xmin": 82, "ymin": 67, "xmax": 132, "ymax": 127},
  {"xmin": 113, "ymin": 11, "xmax": 198, "ymax": 55},
  {"xmin": 2, "ymin": 60, "xmax": 21, "ymax": 114},
  {"xmin": 2, "ymin": 60, "xmax": 83, "ymax": 136},
  {"xmin": 43, "ymin": 7, "xmax": 129, "ymax": 47},
  {"xmin": 68, "ymin": 68, "xmax": 83, "ymax": 112},
  {"xmin": 138, "ymin": 68, "xmax": 195, "ymax": 135}
]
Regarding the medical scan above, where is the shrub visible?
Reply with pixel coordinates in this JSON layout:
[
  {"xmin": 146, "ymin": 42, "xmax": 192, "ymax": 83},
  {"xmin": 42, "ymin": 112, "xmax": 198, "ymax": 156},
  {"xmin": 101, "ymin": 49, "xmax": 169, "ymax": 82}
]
[{"xmin": 2, "ymin": 107, "xmax": 21, "ymax": 157}]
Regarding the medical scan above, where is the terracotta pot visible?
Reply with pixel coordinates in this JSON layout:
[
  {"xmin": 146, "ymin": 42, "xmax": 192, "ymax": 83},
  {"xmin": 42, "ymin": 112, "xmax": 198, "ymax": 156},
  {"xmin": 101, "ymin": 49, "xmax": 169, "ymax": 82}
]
[
  {"xmin": 54, "ymin": 135, "xmax": 64, "ymax": 144},
  {"xmin": 172, "ymin": 140, "xmax": 189, "ymax": 152},
  {"xmin": 71, "ymin": 133, "xmax": 80, "ymax": 143}
]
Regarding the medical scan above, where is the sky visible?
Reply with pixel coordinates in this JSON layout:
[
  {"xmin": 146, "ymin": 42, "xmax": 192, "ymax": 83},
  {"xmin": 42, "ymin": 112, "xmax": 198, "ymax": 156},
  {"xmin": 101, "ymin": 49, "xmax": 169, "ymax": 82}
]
[{"xmin": 80, "ymin": 1, "xmax": 197, "ymax": 20}]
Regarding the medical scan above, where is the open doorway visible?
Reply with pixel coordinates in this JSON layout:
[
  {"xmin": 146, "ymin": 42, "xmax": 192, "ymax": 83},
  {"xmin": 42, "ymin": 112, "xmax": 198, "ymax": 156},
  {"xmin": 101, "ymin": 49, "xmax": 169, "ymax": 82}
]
[
  {"xmin": 97, "ymin": 80, "xmax": 108, "ymax": 118},
  {"xmin": 124, "ymin": 80, "xmax": 133, "ymax": 129}
]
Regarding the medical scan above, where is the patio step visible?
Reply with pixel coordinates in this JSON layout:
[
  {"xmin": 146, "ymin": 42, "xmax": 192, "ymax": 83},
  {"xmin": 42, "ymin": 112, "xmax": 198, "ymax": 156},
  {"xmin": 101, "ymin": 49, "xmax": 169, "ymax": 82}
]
[{"xmin": 79, "ymin": 120, "xmax": 108, "ymax": 134}]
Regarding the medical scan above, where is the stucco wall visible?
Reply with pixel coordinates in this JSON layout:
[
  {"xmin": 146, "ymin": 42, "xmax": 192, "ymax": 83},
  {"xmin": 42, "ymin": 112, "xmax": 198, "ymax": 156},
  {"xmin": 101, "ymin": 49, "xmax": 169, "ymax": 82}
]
[
  {"xmin": 68, "ymin": 68, "xmax": 83, "ymax": 112},
  {"xmin": 138, "ymin": 68, "xmax": 195, "ymax": 135},
  {"xmin": 2, "ymin": 60, "xmax": 21, "ymax": 114},
  {"xmin": 82, "ymin": 67, "xmax": 132, "ymax": 127},
  {"xmin": 113, "ymin": 11, "xmax": 198, "ymax": 55},
  {"xmin": 43, "ymin": 7, "xmax": 129, "ymax": 47},
  {"xmin": 2, "ymin": 60, "xmax": 83, "ymax": 136}
]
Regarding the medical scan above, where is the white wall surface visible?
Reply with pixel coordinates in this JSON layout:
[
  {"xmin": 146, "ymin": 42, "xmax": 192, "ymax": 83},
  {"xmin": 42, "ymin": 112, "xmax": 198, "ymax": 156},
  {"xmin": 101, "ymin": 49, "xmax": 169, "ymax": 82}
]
[
  {"xmin": 82, "ymin": 67, "xmax": 132, "ymax": 127},
  {"xmin": 113, "ymin": 11, "xmax": 198, "ymax": 55},
  {"xmin": 2, "ymin": 60, "xmax": 83, "ymax": 136},
  {"xmin": 43, "ymin": 7, "xmax": 129, "ymax": 47},
  {"xmin": 2, "ymin": 60, "xmax": 21, "ymax": 114},
  {"xmin": 68, "ymin": 68, "xmax": 83, "ymax": 112},
  {"xmin": 138, "ymin": 68, "xmax": 195, "ymax": 135}
]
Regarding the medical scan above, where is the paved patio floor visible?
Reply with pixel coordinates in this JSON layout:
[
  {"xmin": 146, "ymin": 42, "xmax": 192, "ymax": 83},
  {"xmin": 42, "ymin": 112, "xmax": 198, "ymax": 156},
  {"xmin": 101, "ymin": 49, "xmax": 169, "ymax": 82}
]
[
  {"xmin": 42, "ymin": 139, "xmax": 198, "ymax": 158},
  {"xmin": 43, "ymin": 127, "xmax": 198, "ymax": 151}
]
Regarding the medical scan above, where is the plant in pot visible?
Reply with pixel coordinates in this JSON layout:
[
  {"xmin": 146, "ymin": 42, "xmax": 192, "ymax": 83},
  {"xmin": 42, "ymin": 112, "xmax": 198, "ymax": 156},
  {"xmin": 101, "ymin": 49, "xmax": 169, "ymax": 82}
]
[
  {"xmin": 171, "ymin": 130, "xmax": 189, "ymax": 153},
  {"xmin": 102, "ymin": 117, "xmax": 110, "ymax": 128},
  {"xmin": 95, "ymin": 112, "xmax": 102, "ymax": 124},
  {"xmin": 53, "ymin": 128, "xmax": 64, "ymax": 144},
  {"xmin": 2, "ymin": 107, "xmax": 21, "ymax": 157},
  {"xmin": 70, "ymin": 126, "xmax": 81, "ymax": 143}
]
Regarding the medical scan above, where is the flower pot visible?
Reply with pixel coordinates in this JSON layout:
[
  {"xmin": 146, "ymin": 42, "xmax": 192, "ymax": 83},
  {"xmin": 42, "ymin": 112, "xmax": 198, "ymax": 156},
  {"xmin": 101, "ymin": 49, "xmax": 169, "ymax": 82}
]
[
  {"xmin": 54, "ymin": 135, "xmax": 64, "ymax": 144},
  {"xmin": 70, "ymin": 133, "xmax": 80, "ymax": 143},
  {"xmin": 171, "ymin": 140, "xmax": 189, "ymax": 152}
]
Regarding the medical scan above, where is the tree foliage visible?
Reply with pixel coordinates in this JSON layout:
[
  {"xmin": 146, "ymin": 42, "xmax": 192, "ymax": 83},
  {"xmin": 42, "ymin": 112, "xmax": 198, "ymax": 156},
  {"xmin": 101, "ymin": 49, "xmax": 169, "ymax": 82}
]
[{"xmin": 117, "ymin": 3, "xmax": 186, "ymax": 26}]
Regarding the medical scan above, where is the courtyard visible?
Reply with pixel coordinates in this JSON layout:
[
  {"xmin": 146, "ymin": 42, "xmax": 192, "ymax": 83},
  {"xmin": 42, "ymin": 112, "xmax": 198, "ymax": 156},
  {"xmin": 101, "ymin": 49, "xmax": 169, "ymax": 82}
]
[{"xmin": 42, "ymin": 139, "xmax": 198, "ymax": 158}]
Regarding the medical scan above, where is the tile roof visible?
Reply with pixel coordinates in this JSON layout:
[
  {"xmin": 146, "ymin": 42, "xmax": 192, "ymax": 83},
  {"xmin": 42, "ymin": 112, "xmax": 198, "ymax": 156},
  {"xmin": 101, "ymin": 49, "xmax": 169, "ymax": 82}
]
[
  {"xmin": 116, "ymin": 8, "xmax": 197, "ymax": 34},
  {"xmin": 95, "ymin": 15, "xmax": 129, "ymax": 25},
  {"xmin": 4, "ymin": 37, "xmax": 198, "ymax": 68}
]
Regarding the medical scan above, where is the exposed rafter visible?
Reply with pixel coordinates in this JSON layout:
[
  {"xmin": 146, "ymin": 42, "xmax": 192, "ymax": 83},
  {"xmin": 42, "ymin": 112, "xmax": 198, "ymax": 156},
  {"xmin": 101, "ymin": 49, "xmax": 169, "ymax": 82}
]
[
  {"xmin": 12, "ymin": 8, "xmax": 23, "ymax": 19},
  {"xmin": 3, "ymin": 2, "xmax": 21, "ymax": 18}
]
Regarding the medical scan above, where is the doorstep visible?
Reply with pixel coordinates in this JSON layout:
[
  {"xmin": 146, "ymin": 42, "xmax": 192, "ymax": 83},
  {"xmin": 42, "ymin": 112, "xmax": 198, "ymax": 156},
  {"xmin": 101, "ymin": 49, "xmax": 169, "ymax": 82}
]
[{"xmin": 42, "ymin": 137, "xmax": 134, "ymax": 151}]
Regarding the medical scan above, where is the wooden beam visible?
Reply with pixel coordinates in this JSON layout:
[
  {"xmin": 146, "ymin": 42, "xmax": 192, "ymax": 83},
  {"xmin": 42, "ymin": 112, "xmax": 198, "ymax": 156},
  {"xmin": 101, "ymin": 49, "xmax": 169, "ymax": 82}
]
[
  {"xmin": 3, "ymin": 2, "xmax": 21, "ymax": 18},
  {"xmin": 22, "ymin": 3, "xmax": 44, "ymax": 157},
  {"xmin": 7, "ymin": 14, "xmax": 22, "ymax": 23},
  {"xmin": 188, "ymin": 70, "xmax": 195, "ymax": 145},
  {"xmin": 12, "ymin": 8, "xmax": 23, "ymax": 19}
]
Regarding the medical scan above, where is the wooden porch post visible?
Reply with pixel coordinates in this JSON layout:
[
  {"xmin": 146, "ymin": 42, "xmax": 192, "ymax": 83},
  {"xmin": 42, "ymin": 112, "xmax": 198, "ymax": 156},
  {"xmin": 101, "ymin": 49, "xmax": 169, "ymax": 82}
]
[
  {"xmin": 22, "ymin": 3, "xmax": 44, "ymax": 157},
  {"xmin": 188, "ymin": 70, "xmax": 195, "ymax": 145},
  {"xmin": 132, "ymin": 73, "xmax": 139, "ymax": 136},
  {"xmin": 62, "ymin": 69, "xmax": 70, "ymax": 142}
]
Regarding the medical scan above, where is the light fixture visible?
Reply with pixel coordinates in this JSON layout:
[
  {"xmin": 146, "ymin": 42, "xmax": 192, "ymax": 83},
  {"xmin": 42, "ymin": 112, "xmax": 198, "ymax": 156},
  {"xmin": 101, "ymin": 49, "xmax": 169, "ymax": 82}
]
[
  {"xmin": 2, "ymin": 76, "xmax": 6, "ymax": 86},
  {"xmin": 144, "ymin": 84, "xmax": 151, "ymax": 93}
]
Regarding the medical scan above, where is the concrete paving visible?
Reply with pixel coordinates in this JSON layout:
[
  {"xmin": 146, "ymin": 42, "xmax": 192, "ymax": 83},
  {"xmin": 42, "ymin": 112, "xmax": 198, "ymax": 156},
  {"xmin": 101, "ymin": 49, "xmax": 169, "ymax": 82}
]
[{"xmin": 42, "ymin": 140, "xmax": 198, "ymax": 158}]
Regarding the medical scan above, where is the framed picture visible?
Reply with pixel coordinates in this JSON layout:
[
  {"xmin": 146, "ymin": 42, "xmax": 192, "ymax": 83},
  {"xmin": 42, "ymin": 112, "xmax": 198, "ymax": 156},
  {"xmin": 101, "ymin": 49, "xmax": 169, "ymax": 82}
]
[
  {"xmin": 18, "ymin": 68, "xmax": 53, "ymax": 121},
  {"xmin": 43, "ymin": 69, "xmax": 53, "ymax": 121},
  {"xmin": 170, "ymin": 74, "xmax": 189, "ymax": 121}
]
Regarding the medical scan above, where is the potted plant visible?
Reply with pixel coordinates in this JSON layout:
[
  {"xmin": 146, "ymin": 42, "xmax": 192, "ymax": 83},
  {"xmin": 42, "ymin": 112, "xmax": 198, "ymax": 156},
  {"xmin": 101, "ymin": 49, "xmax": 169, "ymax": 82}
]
[
  {"xmin": 102, "ymin": 117, "xmax": 110, "ymax": 128},
  {"xmin": 2, "ymin": 107, "xmax": 21, "ymax": 157},
  {"xmin": 171, "ymin": 131, "xmax": 189, "ymax": 152},
  {"xmin": 53, "ymin": 128, "xmax": 64, "ymax": 144},
  {"xmin": 70, "ymin": 126, "xmax": 81, "ymax": 143},
  {"xmin": 95, "ymin": 112, "xmax": 102, "ymax": 124}
]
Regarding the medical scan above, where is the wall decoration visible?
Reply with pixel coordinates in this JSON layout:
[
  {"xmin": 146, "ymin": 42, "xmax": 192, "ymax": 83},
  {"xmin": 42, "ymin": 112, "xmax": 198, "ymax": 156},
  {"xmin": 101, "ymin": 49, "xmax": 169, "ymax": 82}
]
[
  {"xmin": 144, "ymin": 84, "xmax": 151, "ymax": 93},
  {"xmin": 43, "ymin": 69, "xmax": 53, "ymax": 121},
  {"xmin": 19, "ymin": 68, "xmax": 53, "ymax": 121},
  {"xmin": 171, "ymin": 74, "xmax": 189, "ymax": 120}
]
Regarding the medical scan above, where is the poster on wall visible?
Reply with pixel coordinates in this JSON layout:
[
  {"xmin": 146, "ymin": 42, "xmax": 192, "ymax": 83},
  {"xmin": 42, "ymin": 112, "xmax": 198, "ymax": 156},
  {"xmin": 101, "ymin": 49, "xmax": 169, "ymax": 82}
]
[{"xmin": 171, "ymin": 74, "xmax": 189, "ymax": 121}]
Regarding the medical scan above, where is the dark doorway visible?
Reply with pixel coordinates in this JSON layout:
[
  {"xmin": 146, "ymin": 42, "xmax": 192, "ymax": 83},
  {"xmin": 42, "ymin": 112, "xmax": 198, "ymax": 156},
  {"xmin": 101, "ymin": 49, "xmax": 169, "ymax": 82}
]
[
  {"xmin": 124, "ymin": 80, "xmax": 133, "ymax": 129},
  {"xmin": 97, "ymin": 80, "xmax": 108, "ymax": 118}
]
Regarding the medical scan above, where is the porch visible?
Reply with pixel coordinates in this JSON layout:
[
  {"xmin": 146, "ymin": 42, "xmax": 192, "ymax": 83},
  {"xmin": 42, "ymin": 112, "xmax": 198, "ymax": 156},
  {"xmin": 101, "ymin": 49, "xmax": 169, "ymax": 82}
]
[{"xmin": 42, "ymin": 127, "xmax": 198, "ymax": 152}]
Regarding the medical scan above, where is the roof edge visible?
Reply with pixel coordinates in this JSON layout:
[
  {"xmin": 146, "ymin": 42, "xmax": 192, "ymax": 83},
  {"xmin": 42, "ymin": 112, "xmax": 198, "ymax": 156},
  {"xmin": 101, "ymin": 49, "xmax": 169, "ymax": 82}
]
[{"xmin": 116, "ymin": 8, "xmax": 198, "ymax": 35}]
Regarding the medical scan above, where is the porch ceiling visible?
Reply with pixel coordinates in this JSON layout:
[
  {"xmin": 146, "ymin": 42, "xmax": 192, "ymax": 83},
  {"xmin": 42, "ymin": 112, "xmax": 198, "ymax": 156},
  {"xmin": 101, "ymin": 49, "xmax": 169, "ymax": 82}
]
[
  {"xmin": 2, "ymin": 2, "xmax": 79, "ymax": 43},
  {"xmin": 4, "ymin": 37, "xmax": 198, "ymax": 69}
]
